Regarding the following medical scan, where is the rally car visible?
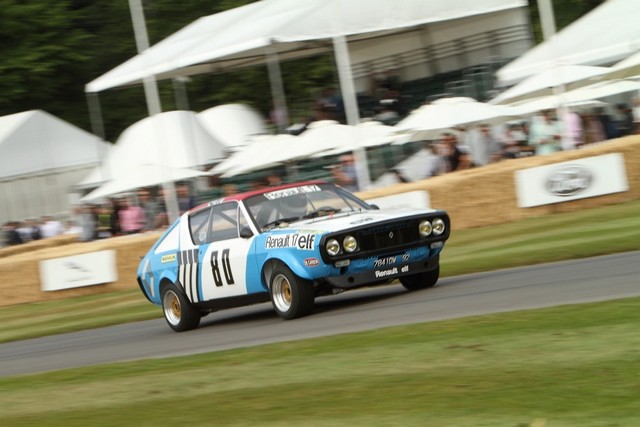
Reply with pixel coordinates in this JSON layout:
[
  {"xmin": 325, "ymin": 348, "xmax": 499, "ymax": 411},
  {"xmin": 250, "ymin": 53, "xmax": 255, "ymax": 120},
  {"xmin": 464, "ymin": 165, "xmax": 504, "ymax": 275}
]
[{"xmin": 137, "ymin": 181, "xmax": 450, "ymax": 332}]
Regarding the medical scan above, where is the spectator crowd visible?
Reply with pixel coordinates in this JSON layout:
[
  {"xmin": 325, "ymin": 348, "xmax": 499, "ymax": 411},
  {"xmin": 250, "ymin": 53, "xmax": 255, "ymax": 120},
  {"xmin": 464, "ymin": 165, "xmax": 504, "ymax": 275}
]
[
  {"xmin": 399, "ymin": 101, "xmax": 638, "ymax": 182},
  {"xmin": 0, "ymin": 183, "xmax": 199, "ymax": 248}
]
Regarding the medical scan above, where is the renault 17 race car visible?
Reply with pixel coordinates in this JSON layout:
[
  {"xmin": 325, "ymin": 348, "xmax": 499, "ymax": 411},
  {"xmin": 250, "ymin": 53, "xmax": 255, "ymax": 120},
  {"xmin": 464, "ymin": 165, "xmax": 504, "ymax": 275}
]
[{"xmin": 137, "ymin": 181, "xmax": 450, "ymax": 332}]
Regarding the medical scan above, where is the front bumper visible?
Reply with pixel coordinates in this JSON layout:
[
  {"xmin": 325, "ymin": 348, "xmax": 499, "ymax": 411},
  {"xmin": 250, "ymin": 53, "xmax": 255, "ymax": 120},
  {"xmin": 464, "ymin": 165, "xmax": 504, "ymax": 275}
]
[{"xmin": 324, "ymin": 254, "xmax": 439, "ymax": 289}]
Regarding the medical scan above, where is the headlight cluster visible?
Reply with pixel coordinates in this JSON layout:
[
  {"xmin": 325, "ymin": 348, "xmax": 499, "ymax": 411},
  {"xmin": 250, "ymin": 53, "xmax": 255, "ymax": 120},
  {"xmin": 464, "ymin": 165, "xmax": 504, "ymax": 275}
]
[
  {"xmin": 419, "ymin": 218, "xmax": 446, "ymax": 237},
  {"xmin": 325, "ymin": 235, "xmax": 358, "ymax": 256}
]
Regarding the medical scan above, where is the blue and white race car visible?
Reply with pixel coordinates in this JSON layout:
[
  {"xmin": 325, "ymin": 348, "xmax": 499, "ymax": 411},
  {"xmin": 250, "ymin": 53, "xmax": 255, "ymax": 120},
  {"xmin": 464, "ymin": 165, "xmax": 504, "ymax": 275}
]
[{"xmin": 137, "ymin": 181, "xmax": 450, "ymax": 332}]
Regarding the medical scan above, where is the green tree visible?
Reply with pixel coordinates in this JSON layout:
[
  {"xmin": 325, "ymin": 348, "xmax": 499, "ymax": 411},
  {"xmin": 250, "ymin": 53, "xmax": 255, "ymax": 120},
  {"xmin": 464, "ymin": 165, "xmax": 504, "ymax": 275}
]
[
  {"xmin": 528, "ymin": 0, "xmax": 604, "ymax": 43},
  {"xmin": 0, "ymin": 0, "xmax": 608, "ymax": 141},
  {"xmin": 0, "ymin": 1, "xmax": 92, "ymax": 123}
]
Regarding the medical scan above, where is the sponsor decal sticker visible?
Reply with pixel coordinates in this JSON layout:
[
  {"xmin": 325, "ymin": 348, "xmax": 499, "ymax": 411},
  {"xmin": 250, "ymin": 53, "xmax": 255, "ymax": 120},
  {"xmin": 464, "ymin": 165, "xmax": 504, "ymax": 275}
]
[
  {"xmin": 161, "ymin": 254, "xmax": 177, "ymax": 263},
  {"xmin": 265, "ymin": 233, "xmax": 317, "ymax": 250},
  {"xmin": 264, "ymin": 185, "xmax": 321, "ymax": 200},
  {"xmin": 374, "ymin": 265, "xmax": 409, "ymax": 278},
  {"xmin": 304, "ymin": 257, "xmax": 320, "ymax": 267},
  {"xmin": 545, "ymin": 165, "xmax": 593, "ymax": 196},
  {"xmin": 375, "ymin": 267, "xmax": 398, "ymax": 278}
]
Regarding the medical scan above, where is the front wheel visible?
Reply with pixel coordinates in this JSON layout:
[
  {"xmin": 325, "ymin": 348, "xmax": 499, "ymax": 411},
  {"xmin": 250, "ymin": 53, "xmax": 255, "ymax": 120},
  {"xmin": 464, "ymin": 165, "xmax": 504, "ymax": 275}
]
[
  {"xmin": 270, "ymin": 265, "xmax": 315, "ymax": 320},
  {"xmin": 162, "ymin": 283, "xmax": 201, "ymax": 332},
  {"xmin": 400, "ymin": 265, "xmax": 439, "ymax": 291}
]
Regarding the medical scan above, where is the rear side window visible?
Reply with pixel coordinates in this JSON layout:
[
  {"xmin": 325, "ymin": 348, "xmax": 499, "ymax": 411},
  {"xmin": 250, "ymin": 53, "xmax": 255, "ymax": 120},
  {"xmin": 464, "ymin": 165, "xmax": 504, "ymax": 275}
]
[
  {"xmin": 209, "ymin": 203, "xmax": 240, "ymax": 242},
  {"xmin": 188, "ymin": 208, "xmax": 212, "ymax": 245}
]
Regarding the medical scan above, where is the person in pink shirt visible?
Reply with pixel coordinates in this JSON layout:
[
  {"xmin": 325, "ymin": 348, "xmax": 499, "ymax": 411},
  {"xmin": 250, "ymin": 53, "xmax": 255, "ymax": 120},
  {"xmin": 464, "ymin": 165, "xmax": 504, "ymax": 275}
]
[{"xmin": 118, "ymin": 197, "xmax": 145, "ymax": 234}]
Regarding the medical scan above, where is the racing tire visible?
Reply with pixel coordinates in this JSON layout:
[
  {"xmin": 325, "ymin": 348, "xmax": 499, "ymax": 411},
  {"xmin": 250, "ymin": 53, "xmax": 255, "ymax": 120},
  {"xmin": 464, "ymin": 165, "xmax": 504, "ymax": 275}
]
[
  {"xmin": 162, "ymin": 283, "xmax": 201, "ymax": 332},
  {"xmin": 400, "ymin": 265, "xmax": 439, "ymax": 291},
  {"xmin": 270, "ymin": 265, "xmax": 315, "ymax": 320}
]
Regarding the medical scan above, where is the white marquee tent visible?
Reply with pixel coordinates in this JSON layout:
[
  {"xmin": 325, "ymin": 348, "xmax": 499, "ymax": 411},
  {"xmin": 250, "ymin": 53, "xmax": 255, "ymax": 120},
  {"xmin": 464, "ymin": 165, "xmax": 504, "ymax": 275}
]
[
  {"xmin": 87, "ymin": 0, "xmax": 530, "ymax": 189},
  {"xmin": 87, "ymin": 0, "xmax": 529, "ymax": 94},
  {"xmin": 0, "ymin": 110, "xmax": 110, "ymax": 224},
  {"xmin": 496, "ymin": 0, "xmax": 640, "ymax": 86},
  {"xmin": 209, "ymin": 120, "xmax": 396, "ymax": 178},
  {"xmin": 197, "ymin": 104, "xmax": 267, "ymax": 150},
  {"xmin": 490, "ymin": 65, "xmax": 610, "ymax": 105},
  {"xmin": 395, "ymin": 97, "xmax": 523, "ymax": 141},
  {"xmin": 78, "ymin": 110, "xmax": 228, "ymax": 200}
]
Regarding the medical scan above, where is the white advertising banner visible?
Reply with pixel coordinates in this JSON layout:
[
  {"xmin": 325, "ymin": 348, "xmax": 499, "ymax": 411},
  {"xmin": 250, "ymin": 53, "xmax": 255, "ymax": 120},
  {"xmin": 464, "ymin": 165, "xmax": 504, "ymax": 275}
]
[
  {"xmin": 39, "ymin": 250, "xmax": 118, "ymax": 292},
  {"xmin": 366, "ymin": 190, "xmax": 431, "ymax": 210},
  {"xmin": 515, "ymin": 153, "xmax": 629, "ymax": 208}
]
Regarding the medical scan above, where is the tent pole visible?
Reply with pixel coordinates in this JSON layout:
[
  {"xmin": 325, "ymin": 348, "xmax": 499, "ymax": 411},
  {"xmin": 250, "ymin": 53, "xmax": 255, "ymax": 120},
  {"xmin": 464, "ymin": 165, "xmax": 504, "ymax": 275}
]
[
  {"xmin": 265, "ymin": 46, "xmax": 290, "ymax": 133},
  {"xmin": 128, "ymin": 0, "xmax": 179, "ymax": 223},
  {"xmin": 332, "ymin": 35, "xmax": 371, "ymax": 190},
  {"xmin": 538, "ymin": 0, "xmax": 570, "ymax": 149},
  {"xmin": 86, "ymin": 92, "xmax": 106, "ymax": 140},
  {"xmin": 172, "ymin": 77, "xmax": 191, "ymax": 111}
]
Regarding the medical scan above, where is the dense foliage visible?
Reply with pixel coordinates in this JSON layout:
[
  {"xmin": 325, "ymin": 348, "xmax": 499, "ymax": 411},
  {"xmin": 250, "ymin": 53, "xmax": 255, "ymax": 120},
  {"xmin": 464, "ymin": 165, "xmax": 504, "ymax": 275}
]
[{"xmin": 0, "ymin": 0, "xmax": 603, "ymax": 142}]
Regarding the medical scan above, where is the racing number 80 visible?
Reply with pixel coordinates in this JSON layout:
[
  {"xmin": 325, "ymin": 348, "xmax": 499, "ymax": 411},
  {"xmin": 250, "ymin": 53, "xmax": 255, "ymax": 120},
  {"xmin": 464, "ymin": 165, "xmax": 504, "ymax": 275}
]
[{"xmin": 211, "ymin": 249, "xmax": 235, "ymax": 287}]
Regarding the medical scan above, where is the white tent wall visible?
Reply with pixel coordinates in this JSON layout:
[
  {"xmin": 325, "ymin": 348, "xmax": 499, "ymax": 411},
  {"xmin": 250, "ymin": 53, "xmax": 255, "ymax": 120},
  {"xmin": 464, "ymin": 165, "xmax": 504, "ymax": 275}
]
[
  {"xmin": 0, "ymin": 110, "xmax": 110, "ymax": 225},
  {"xmin": 109, "ymin": 110, "xmax": 226, "ymax": 173},
  {"xmin": 496, "ymin": 0, "xmax": 640, "ymax": 86},
  {"xmin": 0, "ymin": 166, "xmax": 97, "ymax": 225},
  {"xmin": 0, "ymin": 111, "xmax": 108, "ymax": 179},
  {"xmin": 86, "ymin": 0, "xmax": 532, "ymax": 94},
  {"xmin": 348, "ymin": 6, "xmax": 532, "ymax": 92}
]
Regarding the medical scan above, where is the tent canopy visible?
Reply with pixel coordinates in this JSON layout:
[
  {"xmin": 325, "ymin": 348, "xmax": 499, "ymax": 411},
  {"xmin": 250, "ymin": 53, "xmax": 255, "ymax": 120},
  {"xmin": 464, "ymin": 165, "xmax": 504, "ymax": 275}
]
[
  {"xmin": 0, "ymin": 110, "xmax": 109, "ymax": 180},
  {"xmin": 395, "ymin": 97, "xmax": 523, "ymax": 141},
  {"xmin": 78, "ymin": 110, "xmax": 226, "ymax": 190},
  {"xmin": 86, "ymin": 0, "xmax": 527, "ymax": 92},
  {"xmin": 81, "ymin": 164, "xmax": 206, "ymax": 201},
  {"xmin": 197, "ymin": 104, "xmax": 267, "ymax": 149},
  {"xmin": 604, "ymin": 51, "xmax": 640, "ymax": 81},
  {"xmin": 490, "ymin": 65, "xmax": 610, "ymax": 105},
  {"xmin": 509, "ymin": 79, "xmax": 640, "ymax": 114},
  {"xmin": 496, "ymin": 0, "xmax": 640, "ymax": 86},
  {"xmin": 209, "ymin": 120, "xmax": 395, "ymax": 177}
]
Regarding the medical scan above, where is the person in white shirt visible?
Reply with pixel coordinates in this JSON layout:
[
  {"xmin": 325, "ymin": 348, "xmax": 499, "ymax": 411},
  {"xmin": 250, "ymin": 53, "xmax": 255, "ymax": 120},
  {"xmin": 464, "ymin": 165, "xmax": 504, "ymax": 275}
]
[{"xmin": 40, "ymin": 215, "xmax": 64, "ymax": 238}]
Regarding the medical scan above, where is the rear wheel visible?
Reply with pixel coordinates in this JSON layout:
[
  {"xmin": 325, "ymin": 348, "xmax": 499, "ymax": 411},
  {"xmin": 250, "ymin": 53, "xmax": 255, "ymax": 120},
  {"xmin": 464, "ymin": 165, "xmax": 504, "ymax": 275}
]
[
  {"xmin": 270, "ymin": 265, "xmax": 315, "ymax": 319},
  {"xmin": 162, "ymin": 283, "xmax": 201, "ymax": 332},
  {"xmin": 400, "ymin": 265, "xmax": 439, "ymax": 291}
]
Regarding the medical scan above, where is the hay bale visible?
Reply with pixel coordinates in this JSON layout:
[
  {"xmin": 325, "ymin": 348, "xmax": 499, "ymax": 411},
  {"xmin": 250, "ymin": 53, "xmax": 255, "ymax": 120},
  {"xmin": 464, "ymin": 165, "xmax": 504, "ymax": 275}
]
[{"xmin": 1, "ymin": 136, "xmax": 639, "ymax": 307}]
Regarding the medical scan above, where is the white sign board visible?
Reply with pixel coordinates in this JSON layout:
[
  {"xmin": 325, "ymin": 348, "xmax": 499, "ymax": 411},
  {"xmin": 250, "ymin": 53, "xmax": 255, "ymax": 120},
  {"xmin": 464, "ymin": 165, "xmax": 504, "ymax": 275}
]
[
  {"xmin": 40, "ymin": 250, "xmax": 118, "ymax": 292},
  {"xmin": 366, "ymin": 190, "xmax": 431, "ymax": 210},
  {"xmin": 515, "ymin": 153, "xmax": 628, "ymax": 208}
]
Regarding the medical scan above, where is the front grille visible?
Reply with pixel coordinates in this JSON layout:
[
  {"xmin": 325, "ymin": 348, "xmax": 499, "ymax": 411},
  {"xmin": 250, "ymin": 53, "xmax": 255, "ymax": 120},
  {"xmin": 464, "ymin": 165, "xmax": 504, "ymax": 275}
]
[
  {"xmin": 358, "ymin": 221, "xmax": 418, "ymax": 251},
  {"xmin": 319, "ymin": 212, "xmax": 450, "ymax": 263}
]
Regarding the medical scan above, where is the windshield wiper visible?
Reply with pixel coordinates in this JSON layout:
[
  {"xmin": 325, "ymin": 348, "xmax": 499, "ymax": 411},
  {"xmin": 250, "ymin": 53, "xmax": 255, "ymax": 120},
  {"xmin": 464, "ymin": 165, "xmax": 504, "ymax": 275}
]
[
  {"xmin": 262, "ymin": 216, "xmax": 300, "ymax": 230},
  {"xmin": 303, "ymin": 207, "xmax": 340, "ymax": 219}
]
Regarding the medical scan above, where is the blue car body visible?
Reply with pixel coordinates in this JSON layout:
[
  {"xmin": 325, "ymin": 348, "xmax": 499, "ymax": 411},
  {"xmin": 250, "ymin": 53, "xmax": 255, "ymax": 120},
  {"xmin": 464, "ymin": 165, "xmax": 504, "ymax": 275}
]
[{"xmin": 137, "ymin": 181, "xmax": 450, "ymax": 331}]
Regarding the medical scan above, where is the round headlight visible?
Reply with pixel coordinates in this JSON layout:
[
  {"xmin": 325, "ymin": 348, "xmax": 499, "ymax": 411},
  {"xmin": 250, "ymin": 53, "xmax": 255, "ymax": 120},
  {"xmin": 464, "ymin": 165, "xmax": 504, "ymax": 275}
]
[
  {"xmin": 419, "ymin": 220, "xmax": 432, "ymax": 237},
  {"xmin": 432, "ymin": 218, "xmax": 445, "ymax": 235},
  {"xmin": 343, "ymin": 235, "xmax": 358, "ymax": 253},
  {"xmin": 326, "ymin": 239, "xmax": 340, "ymax": 256}
]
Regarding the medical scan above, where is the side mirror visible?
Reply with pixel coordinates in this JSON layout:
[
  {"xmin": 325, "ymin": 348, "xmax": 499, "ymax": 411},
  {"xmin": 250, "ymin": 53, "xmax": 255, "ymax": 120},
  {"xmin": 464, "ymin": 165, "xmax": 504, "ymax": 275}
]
[
  {"xmin": 369, "ymin": 204, "xmax": 380, "ymax": 210},
  {"xmin": 239, "ymin": 227, "xmax": 254, "ymax": 239}
]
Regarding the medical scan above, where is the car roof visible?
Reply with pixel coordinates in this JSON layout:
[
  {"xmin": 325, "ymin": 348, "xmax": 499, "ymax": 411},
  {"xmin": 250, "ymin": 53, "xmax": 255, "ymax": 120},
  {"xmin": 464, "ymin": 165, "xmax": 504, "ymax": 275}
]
[{"xmin": 189, "ymin": 180, "xmax": 330, "ymax": 213}]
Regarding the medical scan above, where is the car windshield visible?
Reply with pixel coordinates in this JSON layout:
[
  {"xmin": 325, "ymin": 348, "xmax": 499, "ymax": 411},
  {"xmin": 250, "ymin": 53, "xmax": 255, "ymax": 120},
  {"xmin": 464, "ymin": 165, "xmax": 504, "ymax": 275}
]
[{"xmin": 243, "ymin": 183, "xmax": 372, "ymax": 231}]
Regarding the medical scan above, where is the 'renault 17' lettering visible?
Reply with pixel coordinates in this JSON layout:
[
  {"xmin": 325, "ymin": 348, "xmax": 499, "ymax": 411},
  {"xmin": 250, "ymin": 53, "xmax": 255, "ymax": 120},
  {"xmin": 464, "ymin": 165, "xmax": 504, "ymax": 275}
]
[{"xmin": 265, "ymin": 233, "xmax": 316, "ymax": 250}]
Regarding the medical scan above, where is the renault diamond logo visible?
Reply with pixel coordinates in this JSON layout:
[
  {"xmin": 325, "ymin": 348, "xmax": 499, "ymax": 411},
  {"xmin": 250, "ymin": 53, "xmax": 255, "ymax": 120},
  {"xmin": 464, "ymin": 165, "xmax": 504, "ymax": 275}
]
[{"xmin": 389, "ymin": 231, "xmax": 394, "ymax": 239}]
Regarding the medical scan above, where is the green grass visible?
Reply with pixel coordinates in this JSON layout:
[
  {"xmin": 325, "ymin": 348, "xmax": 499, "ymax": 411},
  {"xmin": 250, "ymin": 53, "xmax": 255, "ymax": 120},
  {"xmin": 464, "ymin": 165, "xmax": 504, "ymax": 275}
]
[
  {"xmin": 2, "ymin": 297, "xmax": 639, "ymax": 426},
  {"xmin": 1, "ymin": 199, "xmax": 639, "ymax": 343},
  {"xmin": 1, "ymin": 200, "xmax": 640, "ymax": 426}
]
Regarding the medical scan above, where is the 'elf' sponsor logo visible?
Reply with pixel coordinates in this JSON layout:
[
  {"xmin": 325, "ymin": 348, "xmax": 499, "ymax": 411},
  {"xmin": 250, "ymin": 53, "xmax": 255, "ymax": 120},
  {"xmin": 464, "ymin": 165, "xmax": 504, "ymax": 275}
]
[{"xmin": 265, "ymin": 233, "xmax": 316, "ymax": 250}]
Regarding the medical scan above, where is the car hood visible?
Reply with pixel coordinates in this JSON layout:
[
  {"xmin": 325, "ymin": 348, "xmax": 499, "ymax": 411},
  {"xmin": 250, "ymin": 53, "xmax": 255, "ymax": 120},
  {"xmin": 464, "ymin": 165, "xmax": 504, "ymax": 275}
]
[{"xmin": 272, "ymin": 208, "xmax": 439, "ymax": 234}]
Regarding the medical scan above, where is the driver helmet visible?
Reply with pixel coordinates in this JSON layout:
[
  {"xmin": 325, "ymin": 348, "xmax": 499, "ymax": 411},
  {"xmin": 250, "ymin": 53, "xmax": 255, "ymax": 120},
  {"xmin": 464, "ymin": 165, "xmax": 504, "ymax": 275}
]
[{"xmin": 279, "ymin": 193, "xmax": 308, "ymax": 219}]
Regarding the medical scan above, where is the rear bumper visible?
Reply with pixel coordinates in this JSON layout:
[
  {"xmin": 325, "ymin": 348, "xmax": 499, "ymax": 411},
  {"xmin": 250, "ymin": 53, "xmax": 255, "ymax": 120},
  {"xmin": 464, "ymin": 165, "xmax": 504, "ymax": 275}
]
[{"xmin": 324, "ymin": 254, "xmax": 439, "ymax": 289}]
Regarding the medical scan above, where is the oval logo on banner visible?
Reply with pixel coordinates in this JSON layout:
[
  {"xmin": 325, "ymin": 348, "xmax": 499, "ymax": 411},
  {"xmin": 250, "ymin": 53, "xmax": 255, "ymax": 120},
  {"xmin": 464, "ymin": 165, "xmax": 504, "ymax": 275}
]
[{"xmin": 545, "ymin": 165, "xmax": 593, "ymax": 196}]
